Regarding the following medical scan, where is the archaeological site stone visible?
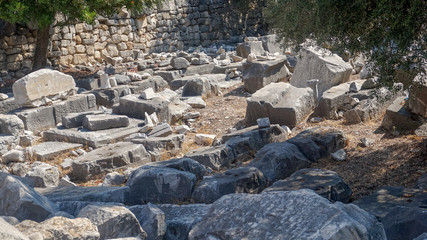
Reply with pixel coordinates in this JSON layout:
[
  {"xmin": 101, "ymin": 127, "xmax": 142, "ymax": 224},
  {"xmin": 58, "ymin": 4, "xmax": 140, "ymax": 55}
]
[{"xmin": 12, "ymin": 69, "xmax": 76, "ymax": 107}]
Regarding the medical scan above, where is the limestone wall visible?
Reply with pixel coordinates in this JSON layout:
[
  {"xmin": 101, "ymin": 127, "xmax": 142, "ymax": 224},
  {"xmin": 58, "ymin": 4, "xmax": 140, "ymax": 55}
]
[{"xmin": 0, "ymin": 0, "xmax": 266, "ymax": 81}]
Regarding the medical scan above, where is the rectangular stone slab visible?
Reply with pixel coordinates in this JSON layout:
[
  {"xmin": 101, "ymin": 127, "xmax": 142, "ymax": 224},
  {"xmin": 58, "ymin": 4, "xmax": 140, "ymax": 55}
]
[
  {"xmin": 43, "ymin": 118, "xmax": 144, "ymax": 148},
  {"xmin": 12, "ymin": 105, "xmax": 56, "ymax": 132},
  {"xmin": 113, "ymin": 94, "xmax": 171, "ymax": 123},
  {"xmin": 12, "ymin": 69, "xmax": 76, "ymax": 106},
  {"xmin": 71, "ymin": 141, "xmax": 150, "ymax": 181},
  {"xmin": 52, "ymin": 93, "xmax": 97, "ymax": 124},
  {"xmin": 36, "ymin": 186, "xmax": 129, "ymax": 203},
  {"xmin": 131, "ymin": 134, "xmax": 184, "ymax": 151},
  {"xmin": 83, "ymin": 114, "xmax": 130, "ymax": 131},
  {"xmin": 62, "ymin": 111, "xmax": 104, "ymax": 129},
  {"xmin": 32, "ymin": 141, "xmax": 83, "ymax": 160}
]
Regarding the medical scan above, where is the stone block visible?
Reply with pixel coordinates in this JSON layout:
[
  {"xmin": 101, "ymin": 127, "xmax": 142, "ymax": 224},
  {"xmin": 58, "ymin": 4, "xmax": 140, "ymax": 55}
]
[
  {"xmin": 43, "ymin": 118, "xmax": 144, "ymax": 148},
  {"xmin": 71, "ymin": 142, "xmax": 150, "ymax": 181},
  {"xmin": 62, "ymin": 110, "xmax": 104, "ymax": 129},
  {"xmin": 113, "ymin": 94, "xmax": 170, "ymax": 123},
  {"xmin": 12, "ymin": 69, "xmax": 76, "ymax": 106},
  {"xmin": 12, "ymin": 105, "xmax": 56, "ymax": 132},
  {"xmin": 246, "ymin": 82, "xmax": 315, "ymax": 128},
  {"xmin": 290, "ymin": 47, "xmax": 353, "ymax": 96},
  {"xmin": 32, "ymin": 142, "xmax": 83, "ymax": 161},
  {"xmin": 83, "ymin": 114, "xmax": 130, "ymax": 131},
  {"xmin": 52, "ymin": 93, "xmax": 97, "ymax": 124},
  {"xmin": 242, "ymin": 56, "xmax": 291, "ymax": 93},
  {"xmin": 131, "ymin": 134, "xmax": 184, "ymax": 152}
]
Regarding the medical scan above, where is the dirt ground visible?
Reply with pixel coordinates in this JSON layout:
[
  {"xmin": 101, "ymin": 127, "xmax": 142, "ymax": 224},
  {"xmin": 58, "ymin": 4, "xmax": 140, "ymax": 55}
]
[{"xmin": 181, "ymin": 82, "xmax": 427, "ymax": 201}]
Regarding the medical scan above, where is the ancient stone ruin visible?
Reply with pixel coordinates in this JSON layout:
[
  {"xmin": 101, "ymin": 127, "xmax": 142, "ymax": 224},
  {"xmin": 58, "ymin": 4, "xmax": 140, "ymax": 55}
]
[{"xmin": 1, "ymin": 1, "xmax": 427, "ymax": 240}]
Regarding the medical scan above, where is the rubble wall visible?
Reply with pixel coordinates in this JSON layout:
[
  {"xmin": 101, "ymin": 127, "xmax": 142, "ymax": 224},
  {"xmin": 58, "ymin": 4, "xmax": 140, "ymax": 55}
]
[{"xmin": 0, "ymin": 0, "xmax": 266, "ymax": 81}]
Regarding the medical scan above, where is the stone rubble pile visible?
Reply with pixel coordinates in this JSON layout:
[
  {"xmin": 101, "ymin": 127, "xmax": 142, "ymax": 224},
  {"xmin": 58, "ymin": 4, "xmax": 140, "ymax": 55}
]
[{"xmin": 0, "ymin": 34, "xmax": 426, "ymax": 240}]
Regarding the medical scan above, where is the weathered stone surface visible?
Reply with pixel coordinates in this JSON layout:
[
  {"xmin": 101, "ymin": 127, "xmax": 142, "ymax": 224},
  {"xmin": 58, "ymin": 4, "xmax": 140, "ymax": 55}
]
[
  {"xmin": 183, "ymin": 97, "xmax": 206, "ymax": 108},
  {"xmin": 181, "ymin": 77, "xmax": 212, "ymax": 97},
  {"xmin": 71, "ymin": 142, "xmax": 150, "ymax": 181},
  {"xmin": 131, "ymin": 134, "xmax": 184, "ymax": 152},
  {"xmin": 38, "ymin": 186, "xmax": 129, "ymax": 205},
  {"xmin": 381, "ymin": 206, "xmax": 427, "ymax": 240},
  {"xmin": 128, "ymin": 76, "xmax": 169, "ymax": 94},
  {"xmin": 236, "ymin": 41, "xmax": 264, "ymax": 58},
  {"xmin": 43, "ymin": 118, "xmax": 144, "ymax": 148},
  {"xmin": 126, "ymin": 166, "xmax": 197, "ymax": 204},
  {"xmin": 0, "ymin": 97, "xmax": 22, "ymax": 114},
  {"xmin": 353, "ymin": 186, "xmax": 427, "ymax": 218},
  {"xmin": 313, "ymin": 79, "xmax": 365, "ymax": 119},
  {"xmin": 102, "ymin": 172, "xmax": 126, "ymax": 186},
  {"xmin": 145, "ymin": 158, "xmax": 207, "ymax": 180},
  {"xmin": 31, "ymin": 141, "xmax": 82, "ymax": 161},
  {"xmin": 156, "ymin": 71, "xmax": 182, "ymax": 83},
  {"xmin": 12, "ymin": 105, "xmax": 56, "ymax": 132},
  {"xmin": 242, "ymin": 56, "xmax": 291, "ymax": 93},
  {"xmin": 16, "ymin": 217, "xmax": 99, "ymax": 240},
  {"xmin": 0, "ymin": 172, "xmax": 58, "ymax": 222},
  {"xmin": 192, "ymin": 167, "xmax": 267, "ymax": 203},
  {"xmin": 259, "ymin": 34, "xmax": 283, "ymax": 54},
  {"xmin": 83, "ymin": 114, "xmax": 130, "ymax": 131},
  {"xmin": 291, "ymin": 47, "xmax": 353, "ymax": 96},
  {"xmin": 158, "ymin": 204, "xmax": 210, "ymax": 240},
  {"xmin": 113, "ymin": 94, "xmax": 170, "ymax": 123},
  {"xmin": 25, "ymin": 162, "xmax": 60, "ymax": 188},
  {"xmin": 129, "ymin": 203, "xmax": 166, "ymax": 240},
  {"xmin": 62, "ymin": 110, "xmax": 103, "ymax": 129},
  {"xmin": 1, "ymin": 149, "xmax": 25, "ymax": 163},
  {"xmin": 171, "ymin": 57, "xmax": 190, "ymax": 70},
  {"xmin": 287, "ymin": 127, "xmax": 346, "ymax": 162},
  {"xmin": 169, "ymin": 100, "xmax": 192, "ymax": 124},
  {"xmin": 408, "ymin": 73, "xmax": 427, "ymax": 117},
  {"xmin": 246, "ymin": 82, "xmax": 315, "ymax": 127},
  {"xmin": 78, "ymin": 204, "xmax": 146, "ymax": 240},
  {"xmin": 248, "ymin": 141, "xmax": 311, "ymax": 183},
  {"xmin": 249, "ymin": 127, "xmax": 345, "ymax": 182},
  {"xmin": 0, "ymin": 114, "xmax": 24, "ymax": 136},
  {"xmin": 264, "ymin": 168, "xmax": 352, "ymax": 203},
  {"xmin": 52, "ymin": 93, "xmax": 97, "ymax": 124},
  {"xmin": 381, "ymin": 97, "xmax": 424, "ymax": 131},
  {"xmin": 92, "ymin": 85, "xmax": 131, "ymax": 108},
  {"xmin": 221, "ymin": 124, "xmax": 288, "ymax": 151},
  {"xmin": 189, "ymin": 190, "xmax": 386, "ymax": 240},
  {"xmin": 185, "ymin": 145, "xmax": 234, "ymax": 170},
  {"xmin": 147, "ymin": 122, "xmax": 173, "ymax": 137},
  {"xmin": 12, "ymin": 69, "xmax": 76, "ymax": 106},
  {"xmin": 414, "ymin": 233, "xmax": 427, "ymax": 240},
  {"xmin": 0, "ymin": 218, "xmax": 29, "ymax": 240}
]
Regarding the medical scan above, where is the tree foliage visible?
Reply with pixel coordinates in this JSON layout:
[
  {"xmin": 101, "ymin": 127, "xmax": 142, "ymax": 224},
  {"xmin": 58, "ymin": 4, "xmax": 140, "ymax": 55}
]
[
  {"xmin": 0, "ymin": 0, "xmax": 161, "ymax": 28},
  {"xmin": 0, "ymin": 0, "xmax": 161, "ymax": 70},
  {"xmin": 263, "ymin": 0, "xmax": 427, "ymax": 85}
]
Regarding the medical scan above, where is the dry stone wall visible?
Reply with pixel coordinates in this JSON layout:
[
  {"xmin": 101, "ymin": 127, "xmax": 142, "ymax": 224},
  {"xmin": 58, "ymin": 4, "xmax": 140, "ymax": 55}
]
[{"xmin": 0, "ymin": 0, "xmax": 266, "ymax": 81}]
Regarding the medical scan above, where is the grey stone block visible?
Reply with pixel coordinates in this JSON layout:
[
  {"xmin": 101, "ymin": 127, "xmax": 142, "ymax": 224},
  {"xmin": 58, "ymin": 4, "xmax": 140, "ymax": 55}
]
[
  {"xmin": 12, "ymin": 105, "xmax": 56, "ymax": 132},
  {"xmin": 131, "ymin": 134, "xmax": 184, "ymax": 152},
  {"xmin": 71, "ymin": 142, "xmax": 150, "ymax": 182},
  {"xmin": 185, "ymin": 145, "xmax": 235, "ymax": 170},
  {"xmin": 62, "ymin": 110, "xmax": 103, "ymax": 129},
  {"xmin": 192, "ymin": 167, "xmax": 267, "ymax": 203},
  {"xmin": 242, "ymin": 56, "xmax": 291, "ymax": 93},
  {"xmin": 52, "ymin": 94, "xmax": 97, "ymax": 124},
  {"xmin": 83, "ymin": 114, "xmax": 130, "ymax": 131},
  {"xmin": 126, "ymin": 166, "xmax": 197, "ymax": 204},
  {"xmin": 113, "ymin": 94, "xmax": 170, "ymax": 123},
  {"xmin": 245, "ymin": 82, "xmax": 314, "ymax": 128},
  {"xmin": 32, "ymin": 141, "xmax": 83, "ymax": 161},
  {"xmin": 264, "ymin": 168, "xmax": 352, "ymax": 203},
  {"xmin": 43, "ymin": 118, "xmax": 144, "ymax": 148}
]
